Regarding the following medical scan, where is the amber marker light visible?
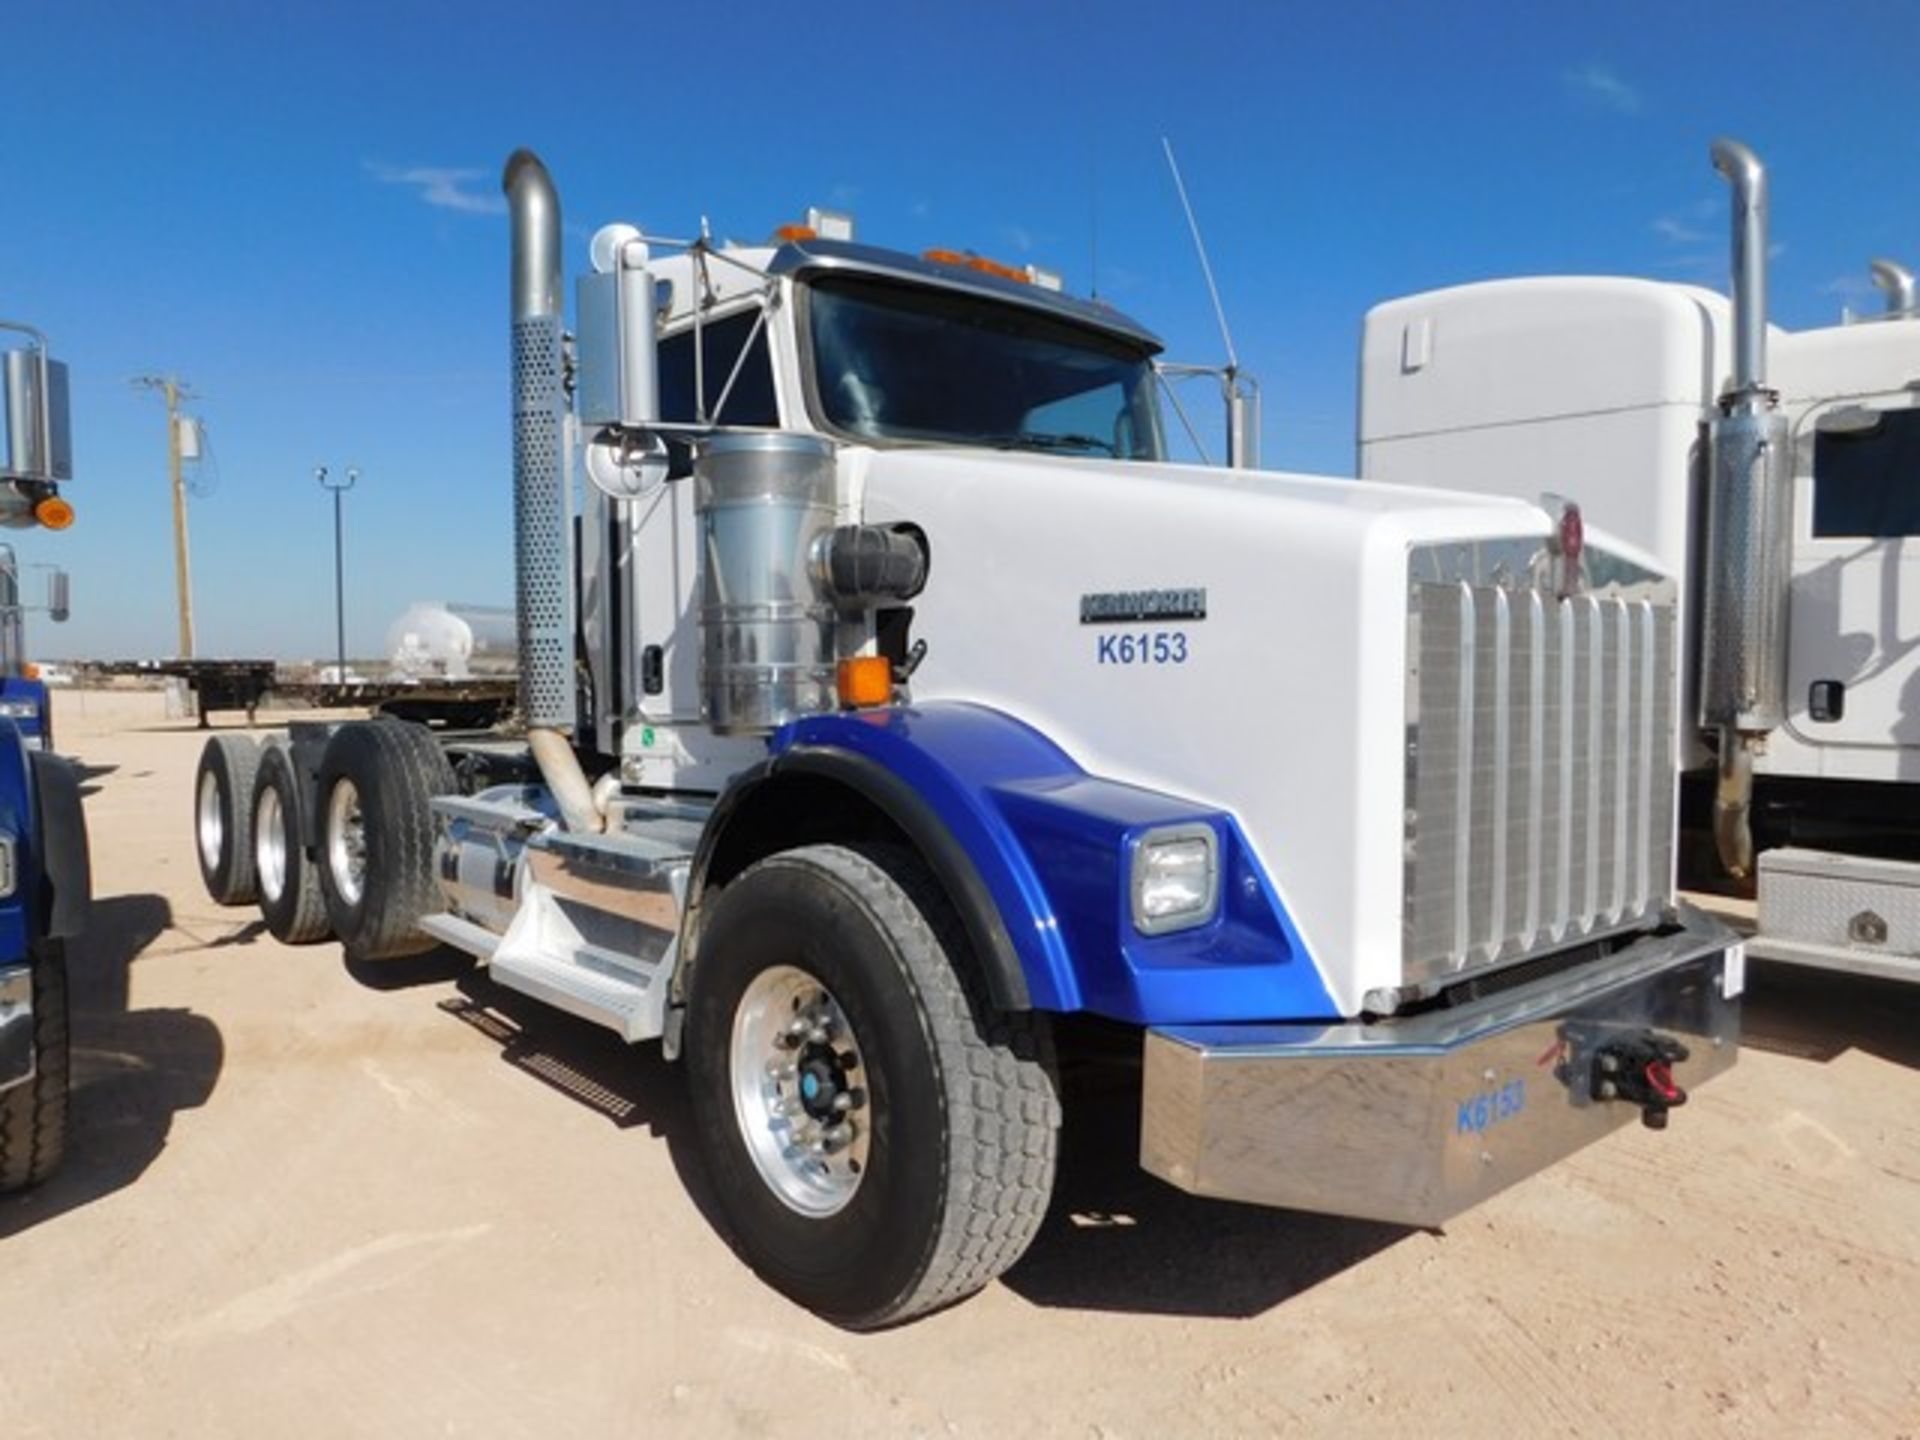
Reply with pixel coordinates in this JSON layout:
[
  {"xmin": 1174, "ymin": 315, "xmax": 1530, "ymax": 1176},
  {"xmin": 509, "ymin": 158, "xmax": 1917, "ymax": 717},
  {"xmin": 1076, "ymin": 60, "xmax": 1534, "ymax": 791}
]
[
  {"xmin": 837, "ymin": 656, "xmax": 893, "ymax": 709},
  {"xmin": 34, "ymin": 496, "xmax": 74, "ymax": 530},
  {"xmin": 922, "ymin": 248, "xmax": 1030, "ymax": 283}
]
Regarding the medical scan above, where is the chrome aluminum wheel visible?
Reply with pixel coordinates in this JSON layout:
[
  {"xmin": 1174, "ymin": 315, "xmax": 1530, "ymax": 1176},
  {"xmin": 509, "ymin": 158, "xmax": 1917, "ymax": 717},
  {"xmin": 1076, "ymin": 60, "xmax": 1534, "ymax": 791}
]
[
  {"xmin": 730, "ymin": 965, "xmax": 870, "ymax": 1217},
  {"xmin": 325, "ymin": 777, "xmax": 366, "ymax": 908},
  {"xmin": 196, "ymin": 770, "xmax": 224, "ymax": 873},
  {"xmin": 255, "ymin": 786, "xmax": 287, "ymax": 904}
]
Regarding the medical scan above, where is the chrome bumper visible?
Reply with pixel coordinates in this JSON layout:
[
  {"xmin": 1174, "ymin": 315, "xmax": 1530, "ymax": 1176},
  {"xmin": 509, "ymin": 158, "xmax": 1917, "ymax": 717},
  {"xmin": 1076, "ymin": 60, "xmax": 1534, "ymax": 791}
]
[
  {"xmin": 0, "ymin": 964, "xmax": 33, "ymax": 1093},
  {"xmin": 1140, "ymin": 906, "xmax": 1741, "ymax": 1228}
]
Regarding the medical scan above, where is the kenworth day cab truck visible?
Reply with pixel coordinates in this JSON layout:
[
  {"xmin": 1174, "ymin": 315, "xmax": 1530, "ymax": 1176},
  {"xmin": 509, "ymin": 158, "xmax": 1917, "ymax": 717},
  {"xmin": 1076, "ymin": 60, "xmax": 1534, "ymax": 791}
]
[
  {"xmin": 0, "ymin": 320, "xmax": 91, "ymax": 1193},
  {"xmin": 1362, "ymin": 139, "xmax": 1920, "ymax": 983},
  {"xmin": 191, "ymin": 153, "xmax": 1741, "ymax": 1328}
]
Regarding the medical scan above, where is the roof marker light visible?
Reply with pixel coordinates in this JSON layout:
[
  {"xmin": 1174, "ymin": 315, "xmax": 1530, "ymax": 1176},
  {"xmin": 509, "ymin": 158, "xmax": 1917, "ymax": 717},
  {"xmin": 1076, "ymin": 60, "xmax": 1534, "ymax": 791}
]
[
  {"xmin": 922, "ymin": 249, "xmax": 1028, "ymax": 283},
  {"xmin": 806, "ymin": 207, "xmax": 854, "ymax": 242}
]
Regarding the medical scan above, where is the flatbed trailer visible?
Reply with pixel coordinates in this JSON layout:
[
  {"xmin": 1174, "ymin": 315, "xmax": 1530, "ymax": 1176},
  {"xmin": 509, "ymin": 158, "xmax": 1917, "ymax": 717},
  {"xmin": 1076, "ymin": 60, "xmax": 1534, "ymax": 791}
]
[{"xmin": 95, "ymin": 660, "xmax": 516, "ymax": 729}]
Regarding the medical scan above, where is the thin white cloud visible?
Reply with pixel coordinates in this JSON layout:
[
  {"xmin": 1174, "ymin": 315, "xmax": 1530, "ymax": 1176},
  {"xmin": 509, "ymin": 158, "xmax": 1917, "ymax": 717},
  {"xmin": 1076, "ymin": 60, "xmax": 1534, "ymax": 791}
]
[
  {"xmin": 1653, "ymin": 216, "xmax": 1708, "ymax": 245},
  {"xmin": 1564, "ymin": 63, "xmax": 1642, "ymax": 115},
  {"xmin": 1000, "ymin": 224, "xmax": 1036, "ymax": 254},
  {"xmin": 366, "ymin": 163, "xmax": 505, "ymax": 216}
]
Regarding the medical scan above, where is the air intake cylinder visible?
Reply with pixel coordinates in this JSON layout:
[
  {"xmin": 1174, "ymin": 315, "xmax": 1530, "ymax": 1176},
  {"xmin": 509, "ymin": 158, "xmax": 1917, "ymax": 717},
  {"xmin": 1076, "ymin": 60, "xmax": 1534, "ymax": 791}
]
[{"xmin": 696, "ymin": 432, "xmax": 838, "ymax": 734}]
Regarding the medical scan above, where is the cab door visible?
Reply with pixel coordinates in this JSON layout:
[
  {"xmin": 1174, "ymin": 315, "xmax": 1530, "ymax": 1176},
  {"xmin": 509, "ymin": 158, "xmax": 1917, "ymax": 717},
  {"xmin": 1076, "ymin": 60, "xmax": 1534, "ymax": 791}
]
[{"xmin": 1782, "ymin": 392, "xmax": 1920, "ymax": 773}]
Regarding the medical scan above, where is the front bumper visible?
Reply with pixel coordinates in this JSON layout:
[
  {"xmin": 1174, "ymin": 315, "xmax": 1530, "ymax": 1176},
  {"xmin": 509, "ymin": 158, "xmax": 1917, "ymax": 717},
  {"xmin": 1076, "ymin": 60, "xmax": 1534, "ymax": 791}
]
[
  {"xmin": 1139, "ymin": 906, "xmax": 1741, "ymax": 1227},
  {"xmin": 0, "ymin": 964, "xmax": 32, "ymax": 1093}
]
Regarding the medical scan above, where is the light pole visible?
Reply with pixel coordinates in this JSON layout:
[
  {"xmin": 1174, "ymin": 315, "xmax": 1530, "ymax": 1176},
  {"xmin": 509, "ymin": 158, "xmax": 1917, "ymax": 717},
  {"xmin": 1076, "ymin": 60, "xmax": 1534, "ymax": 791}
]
[{"xmin": 314, "ymin": 465, "xmax": 358, "ymax": 681}]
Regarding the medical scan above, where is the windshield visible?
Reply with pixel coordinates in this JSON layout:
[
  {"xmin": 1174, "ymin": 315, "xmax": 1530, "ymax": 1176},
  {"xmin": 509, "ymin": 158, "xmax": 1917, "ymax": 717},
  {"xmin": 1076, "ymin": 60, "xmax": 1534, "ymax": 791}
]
[{"xmin": 805, "ymin": 274, "xmax": 1164, "ymax": 459}]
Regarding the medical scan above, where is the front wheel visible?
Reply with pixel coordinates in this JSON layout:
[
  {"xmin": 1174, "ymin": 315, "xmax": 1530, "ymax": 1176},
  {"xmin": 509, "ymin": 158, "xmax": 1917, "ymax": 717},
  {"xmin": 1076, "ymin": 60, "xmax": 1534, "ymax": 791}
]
[
  {"xmin": 0, "ymin": 945, "xmax": 70, "ymax": 1193},
  {"xmin": 685, "ymin": 844, "xmax": 1060, "ymax": 1330}
]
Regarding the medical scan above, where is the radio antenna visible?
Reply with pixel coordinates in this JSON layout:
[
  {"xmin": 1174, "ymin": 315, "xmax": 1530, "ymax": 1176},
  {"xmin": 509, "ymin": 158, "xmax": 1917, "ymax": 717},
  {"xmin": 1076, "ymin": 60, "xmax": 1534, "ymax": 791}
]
[
  {"xmin": 1162, "ymin": 136, "xmax": 1238, "ymax": 373},
  {"xmin": 1088, "ymin": 144, "xmax": 1101, "ymax": 300}
]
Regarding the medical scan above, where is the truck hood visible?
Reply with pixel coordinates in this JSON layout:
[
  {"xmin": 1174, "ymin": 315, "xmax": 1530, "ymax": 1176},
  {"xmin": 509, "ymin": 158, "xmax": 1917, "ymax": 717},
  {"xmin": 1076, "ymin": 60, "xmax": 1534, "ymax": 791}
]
[{"xmin": 847, "ymin": 447, "xmax": 1641, "ymax": 1015}]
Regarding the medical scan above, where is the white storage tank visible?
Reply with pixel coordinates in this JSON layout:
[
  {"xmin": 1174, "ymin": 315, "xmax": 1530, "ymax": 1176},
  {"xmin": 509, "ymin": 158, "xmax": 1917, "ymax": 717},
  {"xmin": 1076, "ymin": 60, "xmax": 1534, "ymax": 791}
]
[{"xmin": 386, "ymin": 602, "xmax": 515, "ymax": 680}]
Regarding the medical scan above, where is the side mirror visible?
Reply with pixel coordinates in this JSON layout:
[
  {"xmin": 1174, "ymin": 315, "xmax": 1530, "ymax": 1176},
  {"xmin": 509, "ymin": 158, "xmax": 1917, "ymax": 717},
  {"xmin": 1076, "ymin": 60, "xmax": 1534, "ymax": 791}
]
[
  {"xmin": 47, "ymin": 568, "xmax": 69, "ymax": 623},
  {"xmin": 1, "ymin": 345, "xmax": 72, "ymax": 484}
]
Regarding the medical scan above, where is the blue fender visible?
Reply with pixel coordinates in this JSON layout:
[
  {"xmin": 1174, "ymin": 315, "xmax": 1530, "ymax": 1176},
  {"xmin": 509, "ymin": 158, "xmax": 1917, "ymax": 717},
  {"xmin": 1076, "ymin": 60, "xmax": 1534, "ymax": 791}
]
[
  {"xmin": 759, "ymin": 703, "xmax": 1340, "ymax": 1027},
  {"xmin": 0, "ymin": 722, "xmax": 36, "ymax": 961}
]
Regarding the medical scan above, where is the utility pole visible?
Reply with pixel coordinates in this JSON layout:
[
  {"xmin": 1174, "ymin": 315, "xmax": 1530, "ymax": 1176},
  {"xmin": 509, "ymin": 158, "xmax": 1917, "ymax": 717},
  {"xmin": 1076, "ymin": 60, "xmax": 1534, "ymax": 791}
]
[
  {"xmin": 132, "ymin": 375, "xmax": 197, "ymax": 657},
  {"xmin": 314, "ymin": 465, "xmax": 358, "ymax": 680}
]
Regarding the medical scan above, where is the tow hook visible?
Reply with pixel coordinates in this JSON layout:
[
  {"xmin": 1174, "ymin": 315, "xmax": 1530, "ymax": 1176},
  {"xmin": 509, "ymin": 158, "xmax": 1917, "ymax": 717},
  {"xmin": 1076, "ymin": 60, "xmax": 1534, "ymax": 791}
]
[{"xmin": 1590, "ymin": 1030, "xmax": 1691, "ymax": 1129}]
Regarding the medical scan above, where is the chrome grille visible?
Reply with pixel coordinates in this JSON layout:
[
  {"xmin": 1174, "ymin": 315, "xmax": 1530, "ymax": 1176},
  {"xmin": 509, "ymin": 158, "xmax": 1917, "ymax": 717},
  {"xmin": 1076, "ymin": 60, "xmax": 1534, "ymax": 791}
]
[{"xmin": 1403, "ymin": 542, "xmax": 1676, "ymax": 991}]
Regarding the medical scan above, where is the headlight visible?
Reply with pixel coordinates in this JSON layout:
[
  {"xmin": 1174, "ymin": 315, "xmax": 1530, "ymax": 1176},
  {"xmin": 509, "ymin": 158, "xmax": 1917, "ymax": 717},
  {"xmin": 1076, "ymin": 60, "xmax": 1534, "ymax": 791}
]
[
  {"xmin": 1130, "ymin": 824, "xmax": 1220, "ymax": 935},
  {"xmin": 0, "ymin": 702, "xmax": 37, "ymax": 719}
]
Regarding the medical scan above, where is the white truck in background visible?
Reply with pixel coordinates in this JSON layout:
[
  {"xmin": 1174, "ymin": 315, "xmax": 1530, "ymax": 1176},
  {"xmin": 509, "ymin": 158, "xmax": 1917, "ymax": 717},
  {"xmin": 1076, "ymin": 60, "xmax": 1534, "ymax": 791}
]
[
  {"xmin": 1361, "ymin": 139, "xmax": 1920, "ymax": 984},
  {"xmin": 192, "ymin": 152, "xmax": 1741, "ymax": 1328}
]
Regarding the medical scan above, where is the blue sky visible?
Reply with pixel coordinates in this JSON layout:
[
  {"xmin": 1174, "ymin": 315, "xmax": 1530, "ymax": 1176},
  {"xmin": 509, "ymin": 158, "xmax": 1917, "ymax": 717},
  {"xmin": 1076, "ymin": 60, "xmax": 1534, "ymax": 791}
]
[{"xmin": 5, "ymin": 0, "xmax": 1915, "ymax": 660}]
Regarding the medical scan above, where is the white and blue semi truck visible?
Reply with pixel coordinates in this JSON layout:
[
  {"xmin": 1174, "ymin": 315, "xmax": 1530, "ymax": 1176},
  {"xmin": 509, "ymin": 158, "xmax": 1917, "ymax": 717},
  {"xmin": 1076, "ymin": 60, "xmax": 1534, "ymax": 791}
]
[
  {"xmin": 191, "ymin": 154, "xmax": 1743, "ymax": 1327},
  {"xmin": 0, "ymin": 319, "xmax": 90, "ymax": 1193}
]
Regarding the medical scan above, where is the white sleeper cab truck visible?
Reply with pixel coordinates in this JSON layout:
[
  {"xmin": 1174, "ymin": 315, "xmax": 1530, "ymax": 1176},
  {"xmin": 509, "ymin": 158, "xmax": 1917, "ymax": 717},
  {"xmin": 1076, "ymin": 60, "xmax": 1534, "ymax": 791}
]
[
  {"xmin": 192, "ymin": 152, "xmax": 1741, "ymax": 1328},
  {"xmin": 1362, "ymin": 138, "xmax": 1920, "ymax": 983}
]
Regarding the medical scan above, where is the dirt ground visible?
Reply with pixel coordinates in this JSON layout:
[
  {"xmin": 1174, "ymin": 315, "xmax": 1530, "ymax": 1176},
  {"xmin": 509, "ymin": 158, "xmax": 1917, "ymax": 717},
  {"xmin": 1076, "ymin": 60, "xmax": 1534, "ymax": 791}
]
[{"xmin": 4, "ymin": 689, "xmax": 1917, "ymax": 1439}]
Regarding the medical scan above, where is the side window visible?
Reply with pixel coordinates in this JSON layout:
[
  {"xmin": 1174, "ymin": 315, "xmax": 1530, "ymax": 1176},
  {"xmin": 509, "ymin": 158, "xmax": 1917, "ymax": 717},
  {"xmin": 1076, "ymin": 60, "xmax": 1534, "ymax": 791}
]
[
  {"xmin": 657, "ymin": 308, "xmax": 778, "ymax": 426},
  {"xmin": 1812, "ymin": 406, "xmax": 1920, "ymax": 538}
]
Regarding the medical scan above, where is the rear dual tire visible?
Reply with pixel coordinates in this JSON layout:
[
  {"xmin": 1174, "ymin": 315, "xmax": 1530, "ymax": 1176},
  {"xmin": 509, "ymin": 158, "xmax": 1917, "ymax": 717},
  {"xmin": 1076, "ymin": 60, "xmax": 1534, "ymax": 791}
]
[
  {"xmin": 315, "ymin": 720, "xmax": 456, "ymax": 962},
  {"xmin": 252, "ymin": 743, "xmax": 331, "ymax": 944},
  {"xmin": 194, "ymin": 735, "xmax": 261, "ymax": 906}
]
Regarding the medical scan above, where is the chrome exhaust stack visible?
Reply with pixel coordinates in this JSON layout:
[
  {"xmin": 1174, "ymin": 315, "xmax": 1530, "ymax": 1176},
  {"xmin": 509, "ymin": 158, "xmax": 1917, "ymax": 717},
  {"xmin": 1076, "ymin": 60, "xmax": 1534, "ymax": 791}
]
[
  {"xmin": 1870, "ymin": 258, "xmax": 1917, "ymax": 317},
  {"xmin": 504, "ymin": 150, "xmax": 603, "ymax": 833},
  {"xmin": 1699, "ymin": 138, "xmax": 1792, "ymax": 878},
  {"xmin": 1226, "ymin": 375, "xmax": 1261, "ymax": 469}
]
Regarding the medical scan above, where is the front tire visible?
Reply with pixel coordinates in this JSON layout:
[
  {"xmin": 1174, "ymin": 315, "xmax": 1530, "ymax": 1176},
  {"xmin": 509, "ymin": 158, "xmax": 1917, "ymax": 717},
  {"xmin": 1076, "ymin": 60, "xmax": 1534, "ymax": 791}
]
[
  {"xmin": 315, "ymin": 721, "xmax": 455, "ymax": 961},
  {"xmin": 0, "ymin": 945, "xmax": 70, "ymax": 1193},
  {"xmin": 686, "ymin": 843, "xmax": 1060, "ymax": 1329},
  {"xmin": 194, "ymin": 735, "xmax": 261, "ymax": 905}
]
